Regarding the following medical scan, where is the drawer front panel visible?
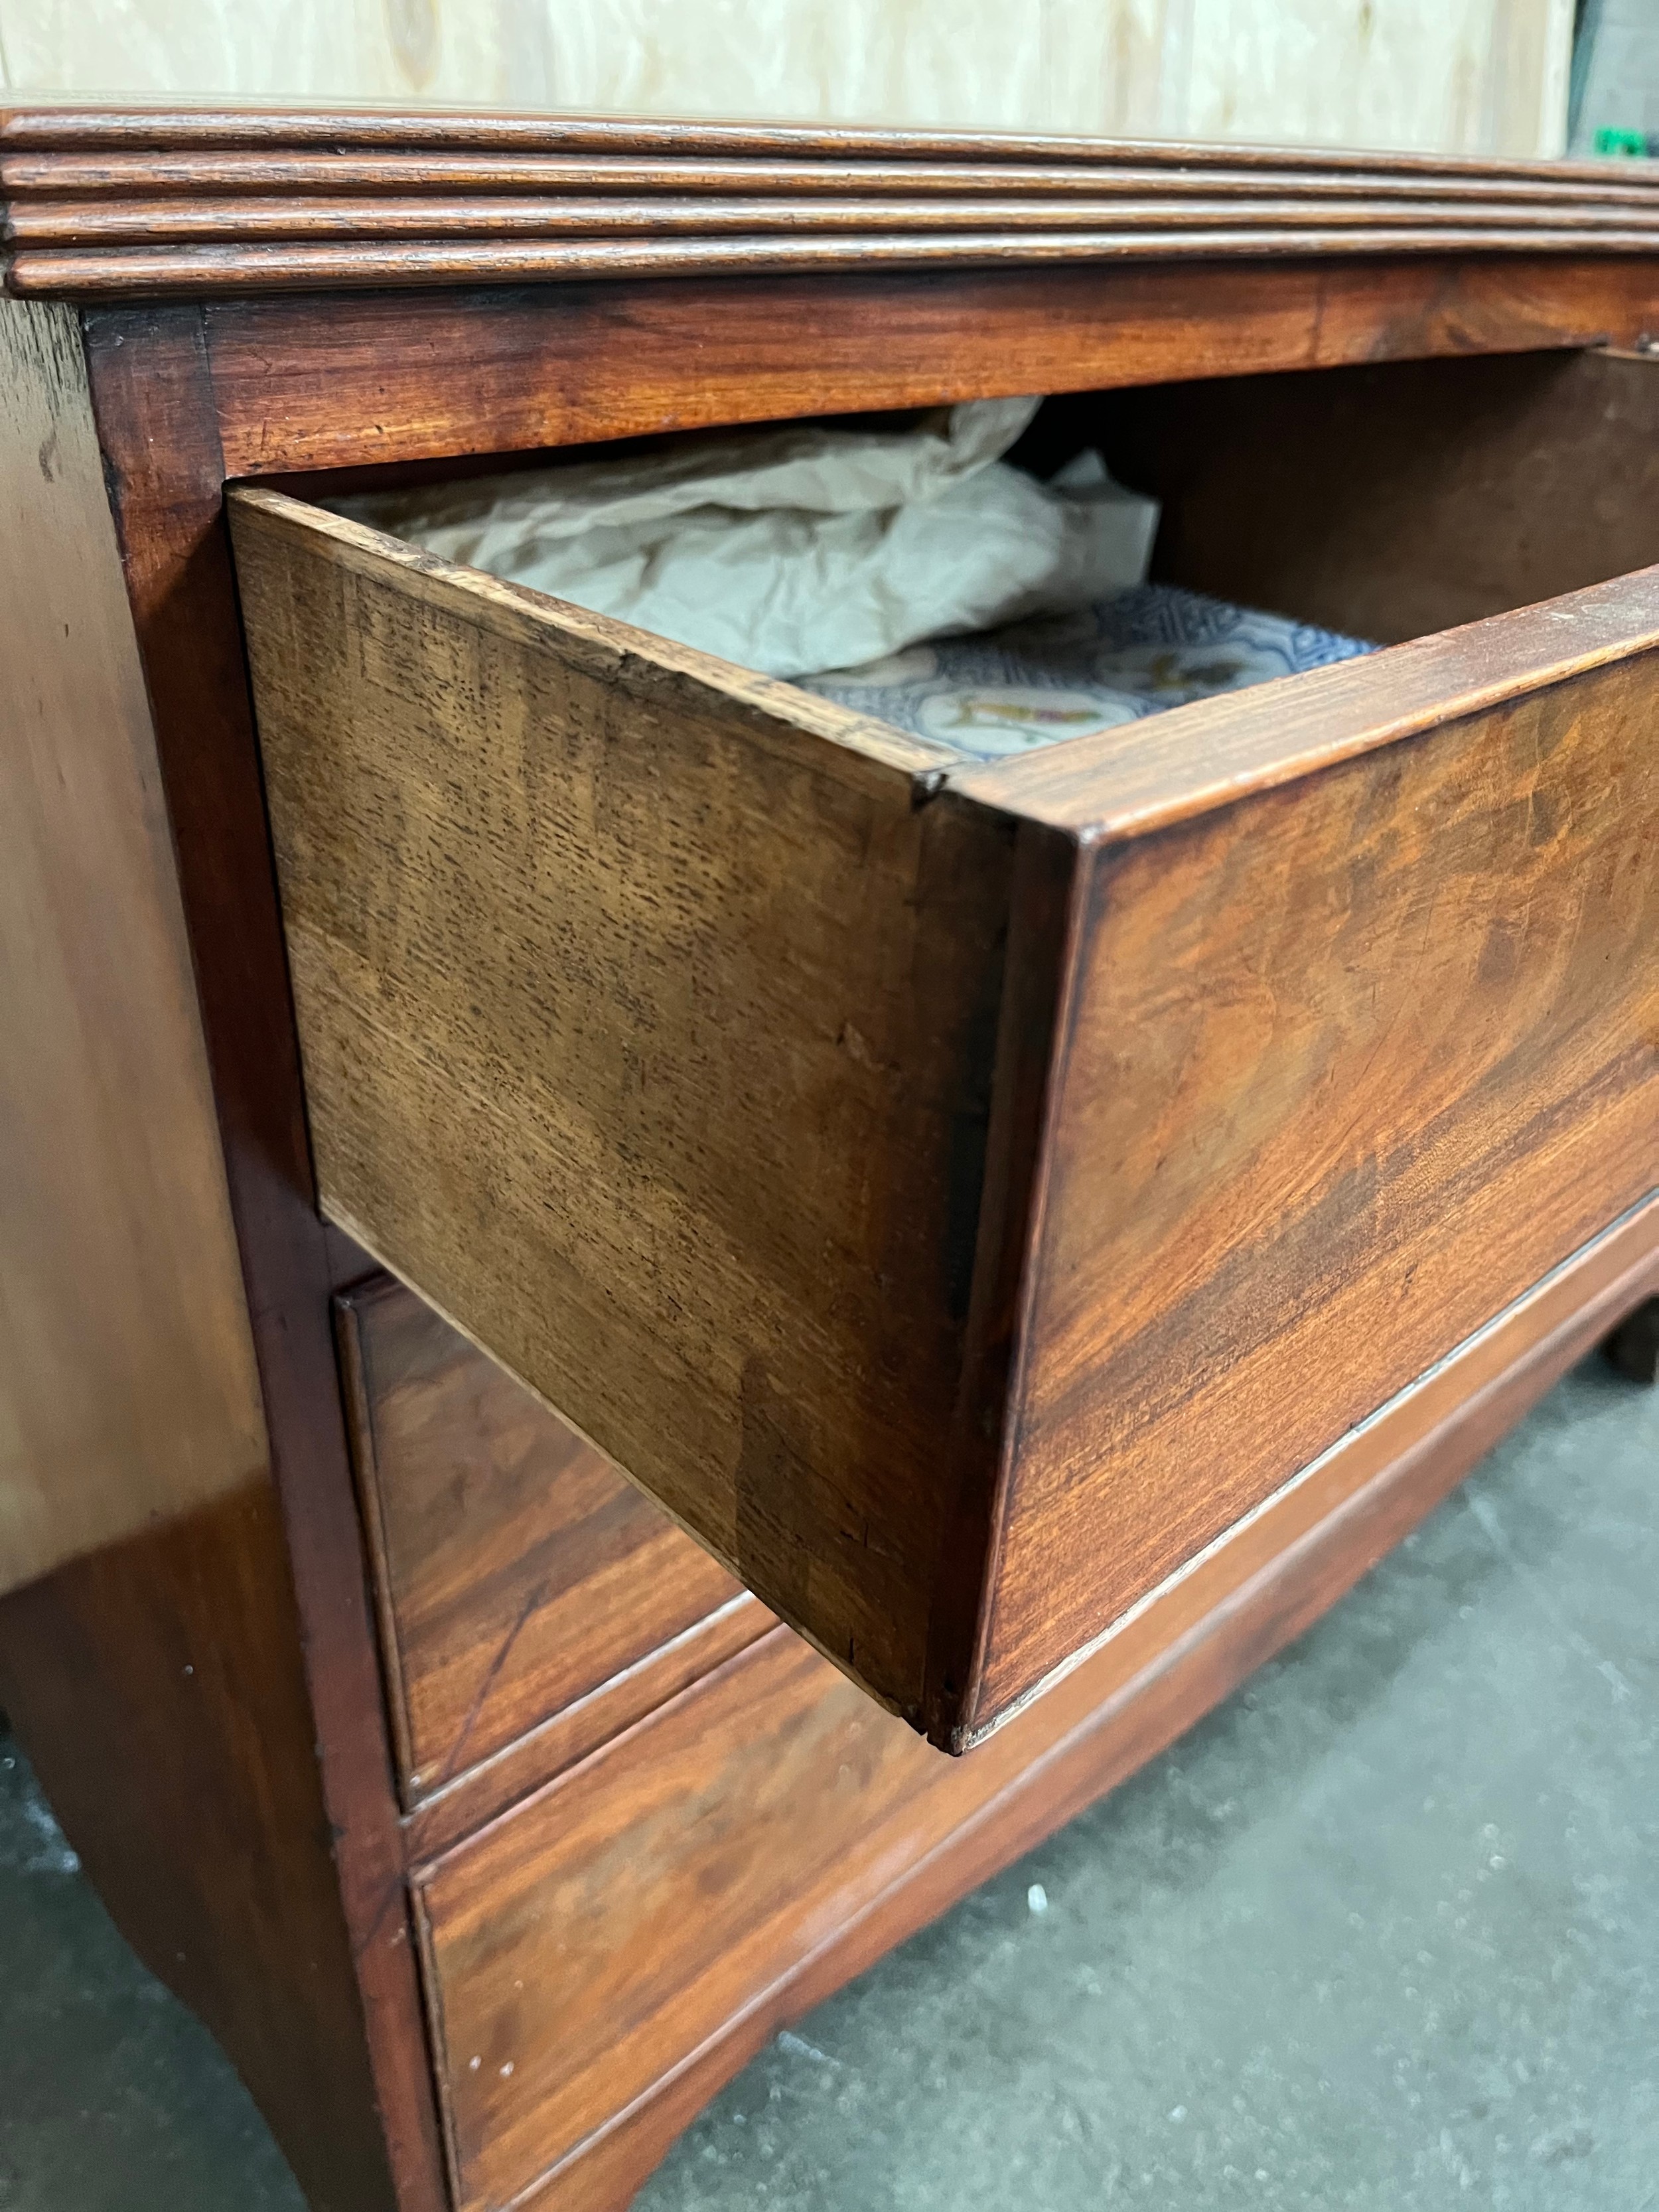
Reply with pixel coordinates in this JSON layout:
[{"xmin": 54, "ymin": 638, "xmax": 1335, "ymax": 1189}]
[
  {"xmin": 337, "ymin": 1276, "xmax": 751, "ymax": 1803},
  {"xmin": 384, "ymin": 1199, "xmax": 1659, "ymax": 2210},
  {"xmin": 417, "ymin": 1634, "xmax": 929, "ymax": 2210},
  {"xmin": 968, "ymin": 614, "xmax": 1659, "ymax": 1729},
  {"xmin": 424, "ymin": 1615, "xmax": 1203, "ymax": 2212}
]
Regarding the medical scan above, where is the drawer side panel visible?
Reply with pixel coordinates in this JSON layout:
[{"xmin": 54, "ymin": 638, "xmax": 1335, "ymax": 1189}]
[{"xmin": 232, "ymin": 490, "xmax": 1020, "ymax": 1726}]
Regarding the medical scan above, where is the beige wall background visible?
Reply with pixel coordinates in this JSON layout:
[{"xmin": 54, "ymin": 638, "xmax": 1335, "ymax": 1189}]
[{"xmin": 0, "ymin": 1, "xmax": 1574, "ymax": 157}]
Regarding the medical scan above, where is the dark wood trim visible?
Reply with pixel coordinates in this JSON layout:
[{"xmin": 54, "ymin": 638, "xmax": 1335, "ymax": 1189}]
[
  {"xmin": 953, "ymin": 567, "xmax": 1659, "ymax": 835},
  {"xmin": 80, "ymin": 301, "xmax": 449, "ymax": 2212},
  {"xmin": 15, "ymin": 153, "xmax": 1659, "ymax": 200},
  {"xmin": 15, "ymin": 195, "xmax": 1659, "ymax": 254},
  {"xmin": 188, "ymin": 259, "xmax": 1658, "ymax": 484},
  {"xmin": 1, "ymin": 102, "xmax": 1655, "ymax": 184},
  {"xmin": 921, "ymin": 812, "xmax": 1081, "ymax": 1745},
  {"xmin": 17, "ymin": 228, "xmax": 1659, "ymax": 300}
]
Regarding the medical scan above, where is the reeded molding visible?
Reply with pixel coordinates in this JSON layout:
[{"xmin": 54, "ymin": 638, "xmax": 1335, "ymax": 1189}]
[{"xmin": 5, "ymin": 103, "xmax": 1658, "ymax": 298}]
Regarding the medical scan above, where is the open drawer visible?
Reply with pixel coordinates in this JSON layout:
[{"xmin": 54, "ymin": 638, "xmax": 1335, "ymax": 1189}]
[{"xmin": 230, "ymin": 348, "xmax": 1659, "ymax": 1752}]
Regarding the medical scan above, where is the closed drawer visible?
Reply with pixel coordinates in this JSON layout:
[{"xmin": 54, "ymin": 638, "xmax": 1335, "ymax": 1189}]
[
  {"xmin": 416, "ymin": 1633, "xmax": 926, "ymax": 2211},
  {"xmin": 336, "ymin": 1272, "xmax": 763, "ymax": 1816},
  {"xmin": 413, "ymin": 1619, "xmax": 1135, "ymax": 2212},
  {"xmin": 232, "ymin": 348, "xmax": 1659, "ymax": 1753}
]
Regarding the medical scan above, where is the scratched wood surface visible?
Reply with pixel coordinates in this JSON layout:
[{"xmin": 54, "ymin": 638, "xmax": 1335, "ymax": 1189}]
[
  {"xmin": 232, "ymin": 484, "xmax": 1011, "ymax": 1732},
  {"xmin": 336, "ymin": 1274, "xmax": 763, "ymax": 1814},
  {"xmin": 956, "ymin": 617, "xmax": 1659, "ymax": 1735}
]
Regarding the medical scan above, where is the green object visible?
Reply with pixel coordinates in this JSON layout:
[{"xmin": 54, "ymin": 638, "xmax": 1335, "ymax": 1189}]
[{"xmin": 1595, "ymin": 125, "xmax": 1654, "ymax": 157}]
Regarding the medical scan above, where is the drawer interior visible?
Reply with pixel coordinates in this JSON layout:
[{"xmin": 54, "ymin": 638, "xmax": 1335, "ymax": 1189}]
[
  {"xmin": 232, "ymin": 341, "xmax": 1659, "ymax": 1753},
  {"xmin": 330, "ymin": 345, "xmax": 1659, "ymax": 760},
  {"xmin": 1090, "ymin": 348, "xmax": 1659, "ymax": 643}
]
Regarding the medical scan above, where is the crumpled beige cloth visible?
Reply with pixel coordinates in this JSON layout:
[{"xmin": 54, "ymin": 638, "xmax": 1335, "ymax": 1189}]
[{"xmin": 339, "ymin": 398, "xmax": 1159, "ymax": 680}]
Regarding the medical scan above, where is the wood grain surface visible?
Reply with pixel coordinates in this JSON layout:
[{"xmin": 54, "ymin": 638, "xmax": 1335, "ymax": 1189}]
[
  {"xmin": 951, "ymin": 567, "xmax": 1659, "ymax": 834},
  {"xmin": 0, "ymin": 301, "xmax": 401, "ymax": 2209},
  {"xmin": 17, "ymin": 193, "xmax": 1659, "ymax": 251},
  {"xmin": 20, "ymin": 226, "xmax": 1659, "ymax": 298},
  {"xmin": 1095, "ymin": 347, "xmax": 1659, "ymax": 644},
  {"xmin": 12, "ymin": 143, "xmax": 1655, "ymax": 2212},
  {"xmin": 417, "ymin": 1199, "xmax": 1659, "ymax": 2212},
  {"xmin": 3, "ymin": 107, "xmax": 1605, "ymax": 169},
  {"xmin": 0, "ymin": 297, "xmax": 267, "ymax": 1599},
  {"xmin": 956, "ymin": 620, "xmax": 1659, "ymax": 1736},
  {"xmin": 200, "ymin": 258, "xmax": 1658, "ymax": 483},
  {"xmin": 336, "ymin": 1275, "xmax": 764, "ymax": 1813},
  {"xmin": 234, "ymin": 469, "xmax": 1659, "ymax": 1753},
  {"xmin": 17, "ymin": 152, "xmax": 1656, "ymax": 200},
  {"xmin": 0, "ymin": 1487, "xmax": 404, "ymax": 2212},
  {"xmin": 231, "ymin": 485, "xmax": 1009, "ymax": 1730},
  {"xmin": 4, "ymin": 106, "xmax": 1655, "ymax": 297},
  {"xmin": 82, "ymin": 305, "xmax": 451, "ymax": 2212},
  {"xmin": 0, "ymin": 298, "xmax": 273, "ymax": 1610},
  {"xmin": 11, "ymin": 205, "xmax": 1659, "ymax": 2211}
]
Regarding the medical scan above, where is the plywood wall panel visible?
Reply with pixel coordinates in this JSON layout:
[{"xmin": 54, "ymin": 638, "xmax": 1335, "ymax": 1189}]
[{"xmin": 0, "ymin": 0, "xmax": 1573, "ymax": 157}]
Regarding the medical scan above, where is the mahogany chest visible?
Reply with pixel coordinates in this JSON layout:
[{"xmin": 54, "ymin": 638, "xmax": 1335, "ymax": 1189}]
[{"xmin": 2, "ymin": 106, "xmax": 1656, "ymax": 2212}]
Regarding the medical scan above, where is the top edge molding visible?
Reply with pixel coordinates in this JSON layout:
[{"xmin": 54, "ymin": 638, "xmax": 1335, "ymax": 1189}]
[
  {"xmin": 1, "ymin": 101, "xmax": 1656, "ymax": 188},
  {"xmin": 5, "ymin": 104, "xmax": 1658, "ymax": 302}
]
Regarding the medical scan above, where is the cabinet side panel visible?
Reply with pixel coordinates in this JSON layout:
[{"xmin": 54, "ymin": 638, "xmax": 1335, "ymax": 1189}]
[
  {"xmin": 0, "ymin": 302, "xmax": 410, "ymax": 2211},
  {"xmin": 0, "ymin": 295, "xmax": 267, "ymax": 1592},
  {"xmin": 79, "ymin": 307, "xmax": 450, "ymax": 2211},
  {"xmin": 0, "ymin": 1489, "xmax": 403, "ymax": 2212}
]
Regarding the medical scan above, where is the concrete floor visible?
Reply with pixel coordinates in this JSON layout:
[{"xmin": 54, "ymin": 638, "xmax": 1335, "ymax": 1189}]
[{"xmin": 2, "ymin": 1353, "xmax": 1654, "ymax": 2211}]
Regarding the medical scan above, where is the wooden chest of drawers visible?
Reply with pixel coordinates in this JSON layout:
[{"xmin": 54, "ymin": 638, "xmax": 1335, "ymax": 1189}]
[{"xmin": 1, "ymin": 104, "xmax": 1656, "ymax": 2212}]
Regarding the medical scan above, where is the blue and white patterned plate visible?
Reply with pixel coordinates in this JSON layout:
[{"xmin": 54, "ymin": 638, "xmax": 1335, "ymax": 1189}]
[{"xmin": 798, "ymin": 583, "xmax": 1375, "ymax": 762}]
